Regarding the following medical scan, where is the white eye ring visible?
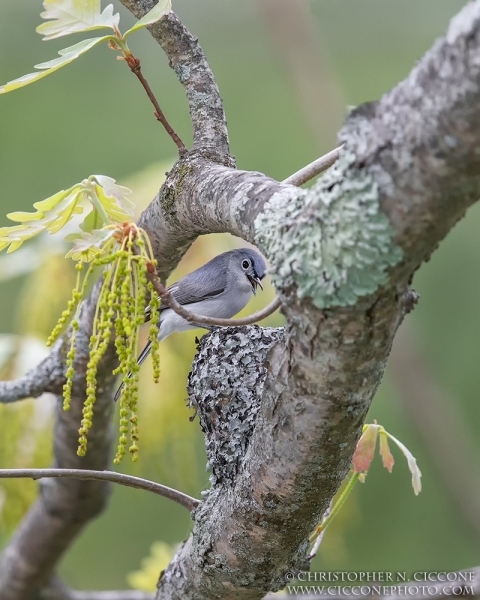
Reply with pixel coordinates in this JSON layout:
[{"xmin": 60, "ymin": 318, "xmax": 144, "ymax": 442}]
[{"xmin": 242, "ymin": 259, "xmax": 250, "ymax": 270}]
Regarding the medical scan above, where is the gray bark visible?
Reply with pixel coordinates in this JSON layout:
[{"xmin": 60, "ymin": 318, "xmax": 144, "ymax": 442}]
[{"xmin": 1, "ymin": 0, "xmax": 480, "ymax": 599}]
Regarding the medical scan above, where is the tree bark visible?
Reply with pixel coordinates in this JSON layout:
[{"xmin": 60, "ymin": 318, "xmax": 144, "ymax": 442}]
[{"xmin": 1, "ymin": 1, "xmax": 480, "ymax": 599}]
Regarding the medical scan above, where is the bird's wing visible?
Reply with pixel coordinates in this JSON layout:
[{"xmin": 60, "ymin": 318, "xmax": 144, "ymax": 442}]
[
  {"xmin": 144, "ymin": 267, "xmax": 228, "ymax": 322},
  {"xmin": 115, "ymin": 261, "xmax": 229, "ymax": 401}
]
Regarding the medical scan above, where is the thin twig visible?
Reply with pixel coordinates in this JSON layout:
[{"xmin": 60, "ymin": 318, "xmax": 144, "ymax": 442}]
[
  {"xmin": 70, "ymin": 592, "xmax": 154, "ymax": 600},
  {"xmin": 40, "ymin": 576, "xmax": 155, "ymax": 600},
  {"xmin": 283, "ymin": 146, "xmax": 343, "ymax": 187},
  {"xmin": 0, "ymin": 468, "xmax": 199, "ymax": 512},
  {"xmin": 124, "ymin": 52, "xmax": 186, "ymax": 155}
]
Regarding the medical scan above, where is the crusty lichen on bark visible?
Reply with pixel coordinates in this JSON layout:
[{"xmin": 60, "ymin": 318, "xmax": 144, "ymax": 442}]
[
  {"xmin": 188, "ymin": 326, "xmax": 284, "ymax": 487},
  {"xmin": 256, "ymin": 150, "xmax": 403, "ymax": 308}
]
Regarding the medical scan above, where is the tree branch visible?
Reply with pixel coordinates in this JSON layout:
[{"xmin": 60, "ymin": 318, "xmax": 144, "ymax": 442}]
[
  {"xmin": 264, "ymin": 0, "xmax": 480, "ymax": 555},
  {"xmin": 68, "ymin": 593, "xmax": 154, "ymax": 600},
  {"xmin": 340, "ymin": 3, "xmax": 480, "ymax": 272},
  {"xmin": 283, "ymin": 146, "xmax": 343, "ymax": 186},
  {"xmin": 38, "ymin": 577, "xmax": 155, "ymax": 600},
  {"xmin": 118, "ymin": 1, "xmax": 231, "ymax": 161},
  {"xmin": 0, "ymin": 341, "xmax": 65, "ymax": 403},
  {"xmin": 124, "ymin": 51, "xmax": 186, "ymax": 155},
  {"xmin": 0, "ymin": 469, "xmax": 199, "ymax": 512},
  {"xmin": 2, "ymin": 1, "xmax": 480, "ymax": 598},
  {"xmin": 148, "ymin": 3, "xmax": 480, "ymax": 598}
]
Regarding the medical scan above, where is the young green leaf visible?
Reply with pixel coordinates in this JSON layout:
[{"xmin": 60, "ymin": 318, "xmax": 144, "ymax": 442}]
[
  {"xmin": 0, "ymin": 37, "xmax": 110, "ymax": 94},
  {"xmin": 91, "ymin": 176, "xmax": 135, "ymax": 223},
  {"xmin": 0, "ymin": 187, "xmax": 84, "ymax": 252},
  {"xmin": 0, "ymin": 176, "xmax": 134, "ymax": 254},
  {"xmin": 384, "ymin": 432, "xmax": 422, "ymax": 495},
  {"xmin": 123, "ymin": 0, "xmax": 172, "ymax": 38},
  {"xmin": 7, "ymin": 187, "xmax": 82, "ymax": 226},
  {"xmin": 66, "ymin": 228, "xmax": 116, "ymax": 262},
  {"xmin": 37, "ymin": 0, "xmax": 120, "ymax": 41},
  {"xmin": 0, "ymin": 225, "xmax": 45, "ymax": 254},
  {"xmin": 79, "ymin": 208, "xmax": 104, "ymax": 234}
]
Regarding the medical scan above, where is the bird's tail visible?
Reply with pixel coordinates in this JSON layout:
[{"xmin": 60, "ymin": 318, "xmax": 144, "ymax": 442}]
[{"xmin": 113, "ymin": 340, "xmax": 153, "ymax": 402}]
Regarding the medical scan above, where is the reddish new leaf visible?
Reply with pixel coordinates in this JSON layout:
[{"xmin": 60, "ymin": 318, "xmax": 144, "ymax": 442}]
[{"xmin": 352, "ymin": 424, "xmax": 379, "ymax": 473}]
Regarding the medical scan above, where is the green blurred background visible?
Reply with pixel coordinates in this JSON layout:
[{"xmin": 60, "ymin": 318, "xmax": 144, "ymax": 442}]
[{"xmin": 0, "ymin": 0, "xmax": 479, "ymax": 592}]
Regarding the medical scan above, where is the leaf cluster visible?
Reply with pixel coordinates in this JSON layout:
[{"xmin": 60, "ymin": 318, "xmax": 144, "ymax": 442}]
[
  {"xmin": 0, "ymin": 175, "xmax": 133, "ymax": 257},
  {"xmin": 352, "ymin": 421, "xmax": 422, "ymax": 495},
  {"xmin": 309, "ymin": 422, "xmax": 422, "ymax": 550},
  {"xmin": 0, "ymin": 2, "xmax": 177, "ymax": 463},
  {"xmin": 0, "ymin": 0, "xmax": 172, "ymax": 94}
]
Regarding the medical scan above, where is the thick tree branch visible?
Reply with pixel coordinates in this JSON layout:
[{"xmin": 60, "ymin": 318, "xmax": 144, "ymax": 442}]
[
  {"xmin": 341, "ymin": 2, "xmax": 480, "ymax": 273},
  {"xmin": 0, "ymin": 341, "xmax": 65, "ymax": 403},
  {"xmin": 147, "ymin": 3, "xmax": 480, "ymax": 599},
  {"xmin": 0, "ymin": 469, "xmax": 199, "ymax": 512},
  {"xmin": 269, "ymin": 0, "xmax": 480, "ymax": 556},
  {"xmin": 2, "ymin": 1, "xmax": 480, "ymax": 599}
]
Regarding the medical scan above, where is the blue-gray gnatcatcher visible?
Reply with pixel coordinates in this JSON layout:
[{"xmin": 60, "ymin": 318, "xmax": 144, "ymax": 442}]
[{"xmin": 114, "ymin": 248, "xmax": 267, "ymax": 401}]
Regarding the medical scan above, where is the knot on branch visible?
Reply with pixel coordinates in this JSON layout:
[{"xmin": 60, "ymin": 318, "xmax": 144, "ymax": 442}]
[
  {"xmin": 188, "ymin": 326, "xmax": 284, "ymax": 486},
  {"xmin": 401, "ymin": 286, "xmax": 420, "ymax": 315}
]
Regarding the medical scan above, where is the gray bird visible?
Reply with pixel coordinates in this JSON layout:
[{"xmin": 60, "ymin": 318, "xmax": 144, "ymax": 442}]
[{"xmin": 114, "ymin": 248, "xmax": 267, "ymax": 401}]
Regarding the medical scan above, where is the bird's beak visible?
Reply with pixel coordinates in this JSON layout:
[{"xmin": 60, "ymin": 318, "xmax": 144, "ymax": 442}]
[{"xmin": 247, "ymin": 274, "xmax": 263, "ymax": 295}]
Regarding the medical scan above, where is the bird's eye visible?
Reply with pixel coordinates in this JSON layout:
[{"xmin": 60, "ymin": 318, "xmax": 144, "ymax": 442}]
[{"xmin": 242, "ymin": 259, "xmax": 250, "ymax": 270}]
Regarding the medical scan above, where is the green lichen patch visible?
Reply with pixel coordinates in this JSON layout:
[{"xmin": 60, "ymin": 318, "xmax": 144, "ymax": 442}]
[
  {"xmin": 160, "ymin": 162, "xmax": 194, "ymax": 218},
  {"xmin": 255, "ymin": 150, "xmax": 403, "ymax": 308}
]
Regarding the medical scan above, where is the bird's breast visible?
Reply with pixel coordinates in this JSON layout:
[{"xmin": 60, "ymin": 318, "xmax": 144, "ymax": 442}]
[{"xmin": 199, "ymin": 287, "xmax": 252, "ymax": 319}]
